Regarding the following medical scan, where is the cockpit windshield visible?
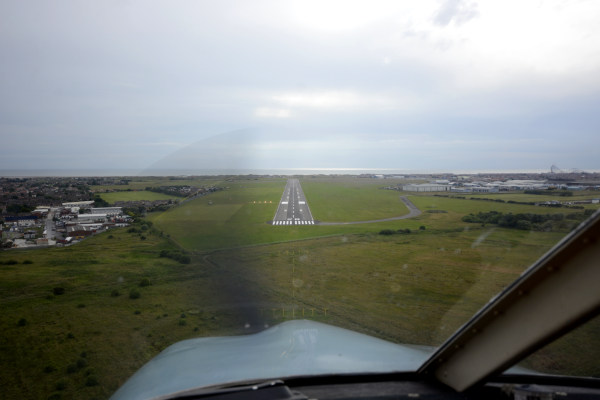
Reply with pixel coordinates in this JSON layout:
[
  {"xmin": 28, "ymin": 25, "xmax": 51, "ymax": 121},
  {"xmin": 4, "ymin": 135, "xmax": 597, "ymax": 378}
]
[{"xmin": 1, "ymin": 1, "xmax": 599, "ymax": 399}]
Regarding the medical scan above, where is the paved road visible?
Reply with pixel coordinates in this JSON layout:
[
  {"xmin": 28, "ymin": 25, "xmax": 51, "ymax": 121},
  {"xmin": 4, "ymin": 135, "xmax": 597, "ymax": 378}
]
[
  {"xmin": 272, "ymin": 179, "xmax": 315, "ymax": 225},
  {"xmin": 317, "ymin": 196, "xmax": 421, "ymax": 225}
]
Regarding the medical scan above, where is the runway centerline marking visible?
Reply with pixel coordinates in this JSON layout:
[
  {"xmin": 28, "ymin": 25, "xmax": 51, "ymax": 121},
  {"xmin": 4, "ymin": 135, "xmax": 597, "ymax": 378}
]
[{"xmin": 272, "ymin": 178, "xmax": 315, "ymax": 226}]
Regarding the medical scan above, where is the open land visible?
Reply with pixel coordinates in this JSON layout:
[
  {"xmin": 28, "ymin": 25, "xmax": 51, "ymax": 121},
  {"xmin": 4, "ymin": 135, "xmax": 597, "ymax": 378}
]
[
  {"xmin": 98, "ymin": 190, "xmax": 177, "ymax": 203},
  {"xmin": 1, "ymin": 175, "xmax": 599, "ymax": 399}
]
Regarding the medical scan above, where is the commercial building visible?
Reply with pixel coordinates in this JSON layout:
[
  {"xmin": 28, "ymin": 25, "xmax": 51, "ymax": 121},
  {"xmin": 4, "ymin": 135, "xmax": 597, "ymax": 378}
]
[{"xmin": 402, "ymin": 184, "xmax": 451, "ymax": 192}]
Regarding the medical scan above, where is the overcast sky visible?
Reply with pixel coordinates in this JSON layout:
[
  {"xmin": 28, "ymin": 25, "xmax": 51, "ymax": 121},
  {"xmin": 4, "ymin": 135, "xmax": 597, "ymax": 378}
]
[{"xmin": 1, "ymin": 0, "xmax": 599, "ymax": 173}]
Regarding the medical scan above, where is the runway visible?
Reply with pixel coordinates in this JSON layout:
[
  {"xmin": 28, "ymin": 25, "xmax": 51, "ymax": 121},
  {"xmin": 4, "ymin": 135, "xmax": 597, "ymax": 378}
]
[{"xmin": 272, "ymin": 179, "xmax": 315, "ymax": 226}]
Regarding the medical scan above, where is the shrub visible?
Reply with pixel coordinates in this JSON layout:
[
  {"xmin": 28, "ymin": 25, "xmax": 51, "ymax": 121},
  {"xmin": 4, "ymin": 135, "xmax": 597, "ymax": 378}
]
[
  {"xmin": 77, "ymin": 304, "xmax": 85, "ymax": 308},
  {"xmin": 134, "ymin": 310, "xmax": 141, "ymax": 315},
  {"xmin": 66, "ymin": 333, "xmax": 75, "ymax": 339},
  {"xmin": 139, "ymin": 278, "xmax": 151, "ymax": 287},
  {"xmin": 85, "ymin": 376, "xmax": 99, "ymax": 387},
  {"xmin": 2, "ymin": 259, "xmax": 19, "ymax": 265},
  {"xmin": 110, "ymin": 289, "xmax": 120, "ymax": 297},
  {"xmin": 17, "ymin": 318, "xmax": 27, "ymax": 327},
  {"xmin": 159, "ymin": 250, "xmax": 191, "ymax": 264},
  {"xmin": 178, "ymin": 319, "xmax": 187, "ymax": 326},
  {"xmin": 419, "ymin": 226, "xmax": 426, "ymax": 230},
  {"xmin": 53, "ymin": 287, "xmax": 65, "ymax": 296},
  {"xmin": 107, "ymin": 235, "xmax": 114, "ymax": 239},
  {"xmin": 44, "ymin": 365, "xmax": 56, "ymax": 373},
  {"xmin": 66, "ymin": 364, "xmax": 77, "ymax": 374},
  {"xmin": 379, "ymin": 229, "xmax": 394, "ymax": 235},
  {"xmin": 178, "ymin": 254, "xmax": 191, "ymax": 264},
  {"xmin": 129, "ymin": 289, "xmax": 141, "ymax": 299},
  {"xmin": 76, "ymin": 358, "xmax": 87, "ymax": 369},
  {"xmin": 140, "ymin": 235, "xmax": 146, "ymax": 240},
  {"xmin": 55, "ymin": 380, "xmax": 67, "ymax": 391},
  {"xmin": 22, "ymin": 259, "xmax": 33, "ymax": 264}
]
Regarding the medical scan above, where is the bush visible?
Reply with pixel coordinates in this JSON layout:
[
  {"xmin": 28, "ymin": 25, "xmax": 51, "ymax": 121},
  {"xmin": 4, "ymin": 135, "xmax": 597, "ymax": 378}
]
[
  {"xmin": 22, "ymin": 259, "xmax": 33, "ymax": 264},
  {"xmin": 159, "ymin": 250, "xmax": 191, "ymax": 264},
  {"xmin": 129, "ymin": 289, "xmax": 141, "ymax": 299},
  {"xmin": 134, "ymin": 310, "xmax": 141, "ymax": 315},
  {"xmin": 178, "ymin": 254, "xmax": 191, "ymax": 264},
  {"xmin": 178, "ymin": 319, "xmax": 187, "ymax": 326},
  {"xmin": 379, "ymin": 229, "xmax": 395, "ymax": 235},
  {"xmin": 107, "ymin": 235, "xmax": 114, "ymax": 239},
  {"xmin": 55, "ymin": 380, "xmax": 66, "ymax": 391},
  {"xmin": 419, "ymin": 226, "xmax": 426, "ymax": 230},
  {"xmin": 110, "ymin": 289, "xmax": 120, "ymax": 297},
  {"xmin": 53, "ymin": 287, "xmax": 65, "ymax": 296},
  {"xmin": 76, "ymin": 358, "xmax": 87, "ymax": 369},
  {"xmin": 17, "ymin": 318, "xmax": 27, "ymax": 327},
  {"xmin": 516, "ymin": 220, "xmax": 532, "ymax": 230},
  {"xmin": 85, "ymin": 376, "xmax": 99, "ymax": 387},
  {"xmin": 66, "ymin": 364, "xmax": 77, "ymax": 374},
  {"xmin": 139, "ymin": 278, "xmax": 151, "ymax": 287},
  {"xmin": 44, "ymin": 365, "xmax": 56, "ymax": 373}
]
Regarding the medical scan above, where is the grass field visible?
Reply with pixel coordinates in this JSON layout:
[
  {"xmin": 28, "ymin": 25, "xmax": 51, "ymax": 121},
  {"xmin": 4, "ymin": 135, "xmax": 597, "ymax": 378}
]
[
  {"xmin": 467, "ymin": 190, "xmax": 600, "ymax": 204},
  {"xmin": 90, "ymin": 177, "xmax": 227, "ymax": 192},
  {"xmin": 2, "ymin": 176, "xmax": 599, "ymax": 399},
  {"xmin": 99, "ymin": 190, "xmax": 177, "ymax": 203},
  {"xmin": 0, "ymin": 228, "xmax": 248, "ymax": 400},
  {"xmin": 300, "ymin": 176, "xmax": 411, "ymax": 222},
  {"xmin": 207, "ymin": 227, "xmax": 566, "ymax": 345}
]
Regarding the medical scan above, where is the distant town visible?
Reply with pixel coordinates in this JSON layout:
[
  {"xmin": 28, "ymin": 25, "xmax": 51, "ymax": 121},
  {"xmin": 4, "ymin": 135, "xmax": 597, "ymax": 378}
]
[
  {"xmin": 1, "ymin": 170, "xmax": 599, "ymax": 249},
  {"xmin": 0, "ymin": 176, "xmax": 221, "ymax": 249}
]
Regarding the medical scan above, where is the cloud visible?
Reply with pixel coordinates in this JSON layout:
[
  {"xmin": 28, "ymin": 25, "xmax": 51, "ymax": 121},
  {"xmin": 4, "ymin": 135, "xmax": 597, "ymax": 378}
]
[
  {"xmin": 254, "ymin": 108, "xmax": 292, "ymax": 119},
  {"xmin": 272, "ymin": 91, "xmax": 363, "ymax": 109},
  {"xmin": 433, "ymin": 0, "xmax": 478, "ymax": 26},
  {"xmin": 0, "ymin": 1, "xmax": 599, "ymax": 172}
]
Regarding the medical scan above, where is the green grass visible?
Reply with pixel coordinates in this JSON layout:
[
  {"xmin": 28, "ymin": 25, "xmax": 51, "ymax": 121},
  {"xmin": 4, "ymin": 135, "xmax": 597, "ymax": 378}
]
[
  {"xmin": 300, "ymin": 177, "xmax": 409, "ymax": 222},
  {"xmin": 150, "ymin": 179, "xmax": 595, "ymax": 252},
  {"xmin": 3, "ymin": 176, "xmax": 600, "ymax": 399},
  {"xmin": 90, "ymin": 177, "xmax": 227, "ymax": 192},
  {"xmin": 207, "ymin": 227, "xmax": 565, "ymax": 346},
  {"xmin": 99, "ymin": 190, "xmax": 177, "ymax": 203},
  {"xmin": 467, "ymin": 190, "xmax": 600, "ymax": 204},
  {"xmin": 0, "ymin": 227, "xmax": 247, "ymax": 400}
]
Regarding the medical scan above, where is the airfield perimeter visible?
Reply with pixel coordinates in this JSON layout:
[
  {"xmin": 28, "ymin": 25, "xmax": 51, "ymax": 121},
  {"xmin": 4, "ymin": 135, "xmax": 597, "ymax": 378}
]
[{"xmin": 1, "ymin": 175, "xmax": 599, "ymax": 399}]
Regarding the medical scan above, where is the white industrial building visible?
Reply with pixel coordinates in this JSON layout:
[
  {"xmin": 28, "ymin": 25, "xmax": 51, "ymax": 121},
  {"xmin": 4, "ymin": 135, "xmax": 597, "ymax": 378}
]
[
  {"xmin": 77, "ymin": 214, "xmax": 108, "ymax": 223},
  {"xmin": 402, "ymin": 184, "xmax": 451, "ymax": 192},
  {"xmin": 91, "ymin": 207, "xmax": 123, "ymax": 216},
  {"xmin": 62, "ymin": 201, "xmax": 94, "ymax": 208}
]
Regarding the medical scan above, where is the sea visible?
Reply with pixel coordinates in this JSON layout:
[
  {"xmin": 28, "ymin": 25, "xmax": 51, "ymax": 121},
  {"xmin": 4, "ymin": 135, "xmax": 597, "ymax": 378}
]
[{"xmin": 0, "ymin": 168, "xmax": 560, "ymax": 177}]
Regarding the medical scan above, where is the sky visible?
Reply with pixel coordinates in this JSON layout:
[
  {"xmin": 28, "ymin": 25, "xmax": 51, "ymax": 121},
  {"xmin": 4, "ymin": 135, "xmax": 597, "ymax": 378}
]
[{"xmin": 1, "ymin": 0, "xmax": 599, "ymax": 173}]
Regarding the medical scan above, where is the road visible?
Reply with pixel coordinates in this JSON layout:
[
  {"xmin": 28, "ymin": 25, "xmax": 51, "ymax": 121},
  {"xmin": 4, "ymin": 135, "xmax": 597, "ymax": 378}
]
[
  {"xmin": 45, "ymin": 209, "xmax": 56, "ymax": 240},
  {"xmin": 272, "ymin": 179, "xmax": 315, "ymax": 225}
]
